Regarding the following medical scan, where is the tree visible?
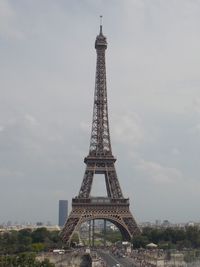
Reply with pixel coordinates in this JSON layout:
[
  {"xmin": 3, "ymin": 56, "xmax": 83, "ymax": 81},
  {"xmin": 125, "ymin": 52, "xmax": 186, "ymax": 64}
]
[
  {"xmin": 31, "ymin": 228, "xmax": 50, "ymax": 243},
  {"xmin": 0, "ymin": 253, "xmax": 55, "ymax": 267},
  {"xmin": 132, "ymin": 235, "xmax": 149, "ymax": 248},
  {"xmin": 38, "ymin": 258, "xmax": 55, "ymax": 267},
  {"xmin": 32, "ymin": 243, "xmax": 45, "ymax": 252}
]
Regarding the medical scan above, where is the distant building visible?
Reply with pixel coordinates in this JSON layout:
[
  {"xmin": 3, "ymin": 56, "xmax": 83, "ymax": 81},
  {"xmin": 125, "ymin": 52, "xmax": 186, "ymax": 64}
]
[
  {"xmin": 36, "ymin": 222, "xmax": 43, "ymax": 226},
  {"xmin": 155, "ymin": 219, "xmax": 161, "ymax": 226},
  {"xmin": 162, "ymin": 219, "xmax": 170, "ymax": 227},
  {"xmin": 59, "ymin": 200, "xmax": 68, "ymax": 227}
]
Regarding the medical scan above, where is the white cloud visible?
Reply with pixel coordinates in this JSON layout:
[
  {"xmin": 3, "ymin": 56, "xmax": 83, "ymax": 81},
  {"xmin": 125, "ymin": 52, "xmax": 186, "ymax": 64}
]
[
  {"xmin": 171, "ymin": 148, "xmax": 180, "ymax": 156},
  {"xmin": 24, "ymin": 114, "xmax": 39, "ymax": 127},
  {"xmin": 193, "ymin": 98, "xmax": 200, "ymax": 114},
  {"xmin": 0, "ymin": 168, "xmax": 24, "ymax": 179},
  {"xmin": 136, "ymin": 159, "xmax": 183, "ymax": 184},
  {"xmin": 189, "ymin": 123, "xmax": 200, "ymax": 135},
  {"xmin": 0, "ymin": 0, "xmax": 24, "ymax": 40},
  {"xmin": 112, "ymin": 113, "xmax": 144, "ymax": 147},
  {"xmin": 0, "ymin": 0, "xmax": 13, "ymax": 20},
  {"xmin": 0, "ymin": 126, "xmax": 5, "ymax": 132},
  {"xmin": 80, "ymin": 121, "xmax": 90, "ymax": 134}
]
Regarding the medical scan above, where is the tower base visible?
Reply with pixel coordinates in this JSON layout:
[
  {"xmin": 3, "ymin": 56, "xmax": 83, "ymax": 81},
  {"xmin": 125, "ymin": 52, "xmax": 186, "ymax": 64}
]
[{"xmin": 61, "ymin": 197, "xmax": 140, "ymax": 244}]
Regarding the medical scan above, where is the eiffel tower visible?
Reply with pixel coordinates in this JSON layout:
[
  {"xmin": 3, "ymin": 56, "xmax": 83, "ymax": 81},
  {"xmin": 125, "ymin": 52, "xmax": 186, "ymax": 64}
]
[{"xmin": 61, "ymin": 21, "xmax": 140, "ymax": 244}]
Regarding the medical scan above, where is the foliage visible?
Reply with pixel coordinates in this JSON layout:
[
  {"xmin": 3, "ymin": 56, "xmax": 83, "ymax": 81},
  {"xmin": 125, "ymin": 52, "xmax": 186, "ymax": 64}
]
[
  {"xmin": 31, "ymin": 228, "xmax": 49, "ymax": 243},
  {"xmin": 0, "ymin": 253, "xmax": 55, "ymax": 267},
  {"xmin": 103, "ymin": 229, "xmax": 122, "ymax": 243},
  {"xmin": 32, "ymin": 243, "xmax": 45, "ymax": 252},
  {"xmin": 95, "ymin": 228, "xmax": 122, "ymax": 244},
  {"xmin": 132, "ymin": 235, "xmax": 149, "ymax": 248},
  {"xmin": 0, "ymin": 228, "xmax": 60, "ymax": 254},
  {"xmin": 132, "ymin": 226, "xmax": 200, "ymax": 249}
]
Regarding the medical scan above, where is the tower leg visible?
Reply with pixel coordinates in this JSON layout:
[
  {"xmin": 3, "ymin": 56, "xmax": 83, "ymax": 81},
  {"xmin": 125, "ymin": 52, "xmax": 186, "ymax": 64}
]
[
  {"xmin": 89, "ymin": 220, "xmax": 91, "ymax": 247},
  {"xmin": 104, "ymin": 219, "xmax": 106, "ymax": 247},
  {"xmin": 92, "ymin": 219, "xmax": 95, "ymax": 247}
]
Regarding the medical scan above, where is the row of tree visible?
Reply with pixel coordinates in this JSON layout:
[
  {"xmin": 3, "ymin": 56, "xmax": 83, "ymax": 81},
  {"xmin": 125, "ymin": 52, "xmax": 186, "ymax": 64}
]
[
  {"xmin": 132, "ymin": 226, "xmax": 200, "ymax": 249},
  {"xmin": 1, "ymin": 226, "xmax": 200, "ymax": 254},
  {"xmin": 0, "ymin": 253, "xmax": 55, "ymax": 267},
  {"xmin": 0, "ymin": 228, "xmax": 61, "ymax": 254}
]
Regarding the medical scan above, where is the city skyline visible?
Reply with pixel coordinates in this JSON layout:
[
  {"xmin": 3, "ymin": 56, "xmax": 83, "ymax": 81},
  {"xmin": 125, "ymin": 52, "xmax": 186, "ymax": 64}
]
[{"xmin": 1, "ymin": 0, "xmax": 200, "ymax": 224}]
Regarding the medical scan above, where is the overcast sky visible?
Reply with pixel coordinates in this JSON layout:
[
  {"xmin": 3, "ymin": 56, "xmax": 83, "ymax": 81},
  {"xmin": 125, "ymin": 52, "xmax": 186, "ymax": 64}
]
[{"xmin": 1, "ymin": 0, "xmax": 200, "ymax": 225}]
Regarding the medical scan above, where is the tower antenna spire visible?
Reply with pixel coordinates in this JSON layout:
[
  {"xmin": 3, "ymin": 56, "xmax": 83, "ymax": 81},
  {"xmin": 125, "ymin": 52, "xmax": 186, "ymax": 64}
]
[{"xmin": 100, "ymin": 15, "xmax": 103, "ymax": 34}]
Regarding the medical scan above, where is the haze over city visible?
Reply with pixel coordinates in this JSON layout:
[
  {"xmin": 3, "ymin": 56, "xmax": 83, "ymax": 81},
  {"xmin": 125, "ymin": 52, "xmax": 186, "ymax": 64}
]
[{"xmin": 1, "ymin": 0, "xmax": 200, "ymax": 224}]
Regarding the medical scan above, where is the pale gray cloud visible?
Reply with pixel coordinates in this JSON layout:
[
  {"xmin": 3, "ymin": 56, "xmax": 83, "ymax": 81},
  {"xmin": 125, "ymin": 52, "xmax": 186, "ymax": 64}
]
[
  {"xmin": 136, "ymin": 159, "xmax": 183, "ymax": 184},
  {"xmin": 112, "ymin": 113, "xmax": 144, "ymax": 147}
]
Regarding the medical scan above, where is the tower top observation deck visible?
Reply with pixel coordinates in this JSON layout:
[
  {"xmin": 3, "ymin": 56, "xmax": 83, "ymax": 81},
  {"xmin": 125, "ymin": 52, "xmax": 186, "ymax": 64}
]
[{"xmin": 95, "ymin": 16, "xmax": 107, "ymax": 49}]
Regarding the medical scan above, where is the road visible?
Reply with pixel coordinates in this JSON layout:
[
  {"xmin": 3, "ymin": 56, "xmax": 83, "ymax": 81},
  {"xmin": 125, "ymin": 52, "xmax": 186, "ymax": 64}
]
[{"xmin": 97, "ymin": 250, "xmax": 136, "ymax": 267}]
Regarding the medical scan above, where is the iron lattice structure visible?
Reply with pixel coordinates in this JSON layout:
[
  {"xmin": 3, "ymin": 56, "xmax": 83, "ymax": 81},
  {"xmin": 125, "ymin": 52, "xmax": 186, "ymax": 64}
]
[{"xmin": 61, "ymin": 25, "xmax": 140, "ymax": 244}]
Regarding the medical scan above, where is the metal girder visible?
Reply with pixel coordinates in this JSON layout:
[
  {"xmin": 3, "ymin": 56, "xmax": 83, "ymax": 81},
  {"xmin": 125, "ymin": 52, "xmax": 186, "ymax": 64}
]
[
  {"xmin": 61, "ymin": 203, "xmax": 140, "ymax": 245},
  {"xmin": 61, "ymin": 25, "xmax": 140, "ymax": 244}
]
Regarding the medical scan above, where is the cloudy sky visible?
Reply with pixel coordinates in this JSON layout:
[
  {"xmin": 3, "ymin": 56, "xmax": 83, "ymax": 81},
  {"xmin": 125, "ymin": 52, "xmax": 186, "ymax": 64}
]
[{"xmin": 1, "ymin": 0, "xmax": 200, "ymax": 225}]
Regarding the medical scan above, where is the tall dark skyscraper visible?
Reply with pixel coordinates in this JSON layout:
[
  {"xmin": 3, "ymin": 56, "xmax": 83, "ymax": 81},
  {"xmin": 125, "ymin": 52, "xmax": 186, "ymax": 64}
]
[{"xmin": 58, "ymin": 200, "xmax": 68, "ymax": 227}]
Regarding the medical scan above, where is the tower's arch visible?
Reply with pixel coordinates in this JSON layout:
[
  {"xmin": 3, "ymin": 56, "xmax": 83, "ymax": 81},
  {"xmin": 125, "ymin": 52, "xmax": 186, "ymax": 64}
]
[{"xmin": 71, "ymin": 215, "xmax": 132, "ymax": 244}]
